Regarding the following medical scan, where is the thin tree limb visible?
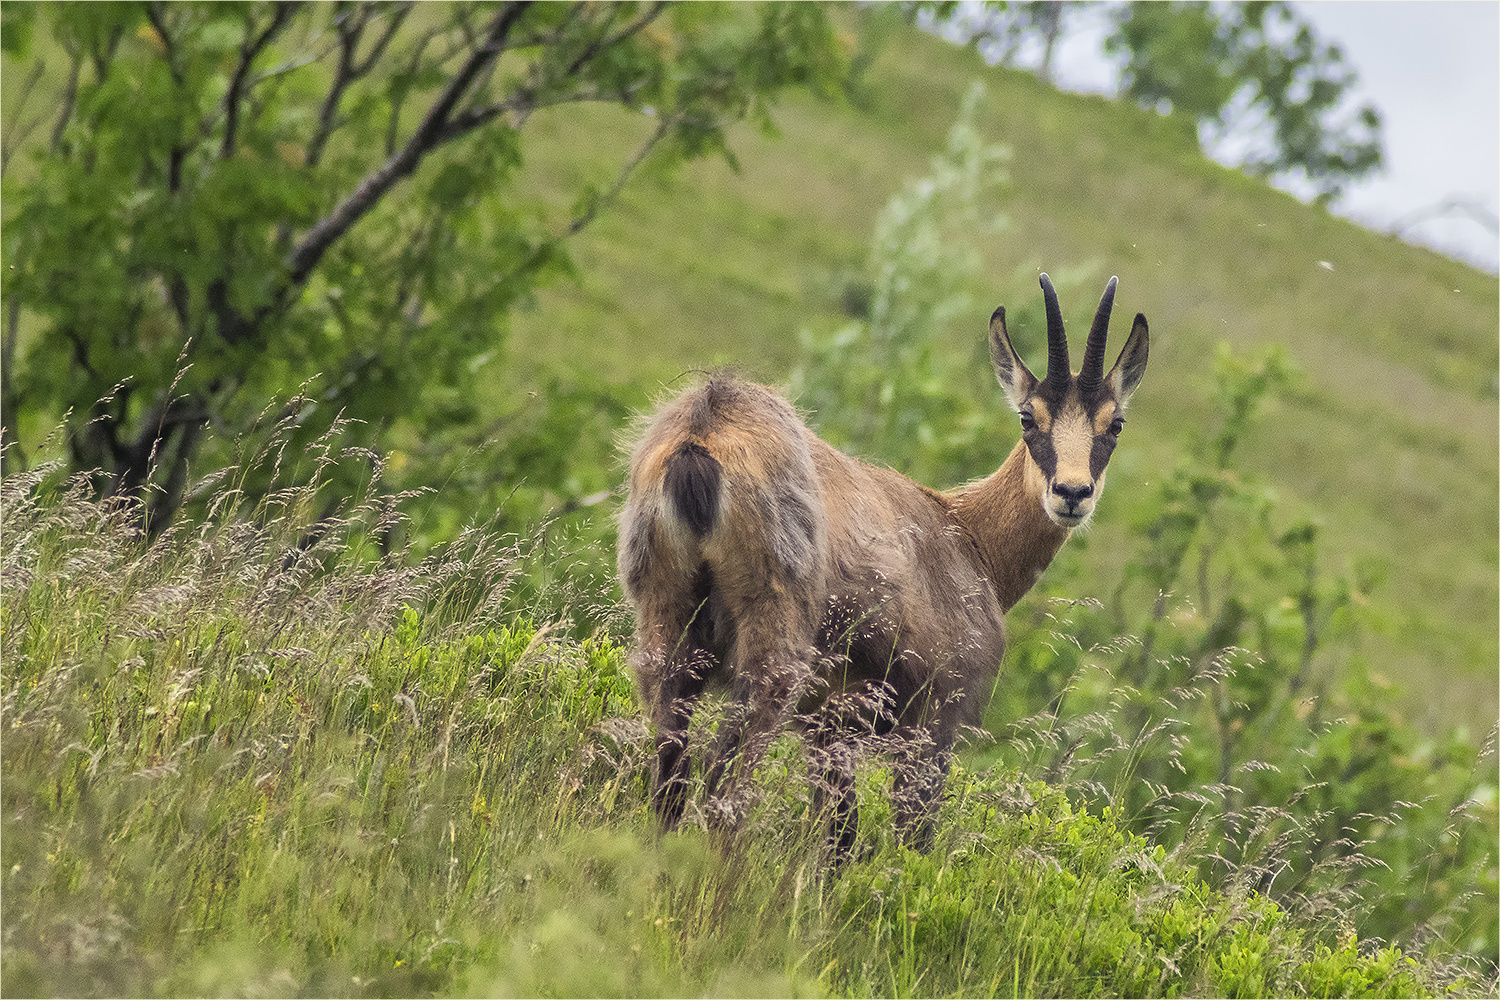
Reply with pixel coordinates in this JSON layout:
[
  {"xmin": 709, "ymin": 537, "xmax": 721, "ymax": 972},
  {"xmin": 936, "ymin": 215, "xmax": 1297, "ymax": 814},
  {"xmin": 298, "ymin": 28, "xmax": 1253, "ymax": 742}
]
[
  {"xmin": 435, "ymin": 1, "xmax": 669, "ymax": 145},
  {"xmin": 0, "ymin": 61, "xmax": 46, "ymax": 176},
  {"xmin": 282, "ymin": 1, "xmax": 533, "ymax": 290},
  {"xmin": 49, "ymin": 46, "xmax": 84, "ymax": 155},
  {"xmin": 306, "ymin": 2, "xmax": 413, "ymax": 169},
  {"xmin": 563, "ymin": 110, "xmax": 676, "ymax": 239},
  {"xmin": 222, "ymin": 1, "xmax": 303, "ymax": 159},
  {"xmin": 1, "ymin": 296, "xmax": 24, "ymax": 470},
  {"xmin": 306, "ymin": 4, "xmax": 371, "ymax": 169},
  {"xmin": 353, "ymin": 2, "xmax": 412, "ymax": 76},
  {"xmin": 143, "ymin": 4, "xmax": 182, "ymax": 84},
  {"xmin": 385, "ymin": 24, "xmax": 443, "ymax": 157}
]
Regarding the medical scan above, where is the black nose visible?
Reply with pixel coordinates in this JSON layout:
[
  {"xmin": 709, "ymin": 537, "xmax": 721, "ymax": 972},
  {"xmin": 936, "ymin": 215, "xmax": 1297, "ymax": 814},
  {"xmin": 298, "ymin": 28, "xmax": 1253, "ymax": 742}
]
[{"xmin": 1052, "ymin": 481, "xmax": 1093, "ymax": 505}]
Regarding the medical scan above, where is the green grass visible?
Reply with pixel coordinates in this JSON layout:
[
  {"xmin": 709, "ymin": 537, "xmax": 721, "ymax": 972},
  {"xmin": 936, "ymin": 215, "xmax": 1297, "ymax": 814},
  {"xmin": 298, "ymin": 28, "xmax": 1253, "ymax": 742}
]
[
  {"xmin": 4, "ymin": 12, "xmax": 1496, "ymax": 994},
  {"xmin": 3, "ymin": 452, "xmax": 1489, "ymax": 998},
  {"xmin": 499, "ymin": 18, "xmax": 1498, "ymax": 739}
]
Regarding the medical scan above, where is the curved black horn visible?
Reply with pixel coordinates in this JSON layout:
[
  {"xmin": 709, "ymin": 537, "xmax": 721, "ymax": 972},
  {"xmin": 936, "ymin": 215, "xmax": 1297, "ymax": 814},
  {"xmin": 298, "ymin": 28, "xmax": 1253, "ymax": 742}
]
[
  {"xmin": 1077, "ymin": 276, "xmax": 1117, "ymax": 393},
  {"xmin": 1039, "ymin": 273, "xmax": 1070, "ymax": 389}
]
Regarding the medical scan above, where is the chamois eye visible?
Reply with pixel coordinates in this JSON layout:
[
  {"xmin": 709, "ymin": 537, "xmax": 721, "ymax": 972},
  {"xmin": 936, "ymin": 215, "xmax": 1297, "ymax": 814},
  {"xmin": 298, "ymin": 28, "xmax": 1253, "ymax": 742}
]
[
  {"xmin": 1108, "ymin": 416, "xmax": 1125, "ymax": 436},
  {"xmin": 1019, "ymin": 411, "xmax": 1036, "ymax": 432}
]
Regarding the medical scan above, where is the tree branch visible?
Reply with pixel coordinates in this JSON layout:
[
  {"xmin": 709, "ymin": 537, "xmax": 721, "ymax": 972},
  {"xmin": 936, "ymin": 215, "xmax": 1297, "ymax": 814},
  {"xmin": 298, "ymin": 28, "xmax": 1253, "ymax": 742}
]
[
  {"xmin": 353, "ymin": 2, "xmax": 412, "ymax": 76},
  {"xmin": 142, "ymin": 4, "xmax": 190, "ymax": 191},
  {"xmin": 0, "ymin": 61, "xmax": 46, "ymax": 176},
  {"xmin": 1, "ymin": 296, "xmax": 24, "ymax": 471},
  {"xmin": 222, "ymin": 1, "xmax": 302, "ymax": 159},
  {"xmin": 564, "ymin": 111, "xmax": 675, "ymax": 238},
  {"xmin": 384, "ymin": 23, "xmax": 443, "ymax": 157},
  {"xmin": 559, "ymin": 1, "xmax": 668, "ymax": 90},
  {"xmin": 282, "ymin": 1, "xmax": 533, "ymax": 290},
  {"xmin": 306, "ymin": 2, "xmax": 412, "ymax": 169},
  {"xmin": 491, "ymin": 106, "xmax": 677, "ymax": 296},
  {"xmin": 50, "ymin": 50, "xmax": 83, "ymax": 156},
  {"xmin": 434, "ymin": 1, "xmax": 669, "ymax": 145},
  {"xmin": 143, "ymin": 4, "xmax": 183, "ymax": 84}
]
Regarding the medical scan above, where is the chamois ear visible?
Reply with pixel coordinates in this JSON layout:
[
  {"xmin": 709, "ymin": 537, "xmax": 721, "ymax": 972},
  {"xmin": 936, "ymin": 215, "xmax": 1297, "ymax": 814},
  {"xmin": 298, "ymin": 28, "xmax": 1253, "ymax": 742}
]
[
  {"xmin": 988, "ymin": 305, "xmax": 1038, "ymax": 413},
  {"xmin": 1107, "ymin": 313, "xmax": 1149, "ymax": 407}
]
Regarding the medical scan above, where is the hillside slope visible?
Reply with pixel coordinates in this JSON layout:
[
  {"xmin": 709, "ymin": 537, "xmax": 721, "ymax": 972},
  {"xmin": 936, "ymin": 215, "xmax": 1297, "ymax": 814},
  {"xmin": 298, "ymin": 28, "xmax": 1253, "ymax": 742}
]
[
  {"xmin": 3, "ymin": 470, "xmax": 1483, "ymax": 997},
  {"xmin": 502, "ymin": 19, "xmax": 1498, "ymax": 738}
]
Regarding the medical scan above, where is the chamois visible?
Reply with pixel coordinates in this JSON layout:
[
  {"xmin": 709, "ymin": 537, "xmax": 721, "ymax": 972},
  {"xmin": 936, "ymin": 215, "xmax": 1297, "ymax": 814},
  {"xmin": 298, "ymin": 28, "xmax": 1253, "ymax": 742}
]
[{"xmin": 617, "ymin": 274, "xmax": 1148, "ymax": 852}]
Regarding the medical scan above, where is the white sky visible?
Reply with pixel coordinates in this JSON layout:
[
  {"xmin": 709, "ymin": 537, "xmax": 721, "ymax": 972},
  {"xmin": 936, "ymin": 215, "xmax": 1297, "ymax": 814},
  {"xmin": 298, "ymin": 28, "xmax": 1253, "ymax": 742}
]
[{"xmin": 978, "ymin": 1, "xmax": 1500, "ymax": 274}]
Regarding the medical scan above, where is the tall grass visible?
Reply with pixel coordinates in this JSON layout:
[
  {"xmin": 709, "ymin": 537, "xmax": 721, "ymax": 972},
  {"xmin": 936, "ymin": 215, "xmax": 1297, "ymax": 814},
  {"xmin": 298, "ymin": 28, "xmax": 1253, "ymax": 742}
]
[{"xmin": 3, "ymin": 411, "xmax": 1494, "ymax": 997}]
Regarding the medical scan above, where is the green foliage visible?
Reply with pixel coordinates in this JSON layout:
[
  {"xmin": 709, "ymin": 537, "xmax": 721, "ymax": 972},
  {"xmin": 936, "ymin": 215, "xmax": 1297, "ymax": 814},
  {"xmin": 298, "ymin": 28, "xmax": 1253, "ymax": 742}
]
[
  {"xmin": 2, "ymin": 457, "xmax": 1485, "ymax": 997},
  {"xmin": 762, "ymin": 88, "xmax": 1495, "ymax": 980},
  {"xmin": 791, "ymin": 81, "xmax": 1020, "ymax": 486},
  {"xmin": 928, "ymin": 0, "xmax": 1095, "ymax": 86},
  {"xmin": 989, "ymin": 344, "xmax": 1499, "ymax": 973},
  {"xmin": 0, "ymin": 439, "xmax": 651, "ymax": 996},
  {"xmin": 2, "ymin": 11, "xmax": 1495, "ymax": 996},
  {"xmin": 1103, "ymin": 1, "xmax": 1382, "ymax": 202},
  {"xmin": 931, "ymin": 0, "xmax": 1383, "ymax": 201},
  {"xmin": 1, "ymin": 1, "xmax": 848, "ymax": 533},
  {"xmin": 829, "ymin": 774, "xmax": 1437, "ymax": 998}
]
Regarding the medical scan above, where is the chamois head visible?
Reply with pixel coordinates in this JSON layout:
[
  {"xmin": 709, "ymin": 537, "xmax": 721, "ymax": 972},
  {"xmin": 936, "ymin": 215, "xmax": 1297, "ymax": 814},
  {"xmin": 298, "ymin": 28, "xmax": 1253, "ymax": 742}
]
[{"xmin": 988, "ymin": 273, "xmax": 1149, "ymax": 528}]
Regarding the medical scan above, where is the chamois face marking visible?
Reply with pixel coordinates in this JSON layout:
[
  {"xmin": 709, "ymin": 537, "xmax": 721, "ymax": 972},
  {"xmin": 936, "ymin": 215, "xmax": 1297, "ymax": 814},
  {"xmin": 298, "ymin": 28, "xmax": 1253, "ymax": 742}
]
[{"xmin": 990, "ymin": 274, "xmax": 1149, "ymax": 528}]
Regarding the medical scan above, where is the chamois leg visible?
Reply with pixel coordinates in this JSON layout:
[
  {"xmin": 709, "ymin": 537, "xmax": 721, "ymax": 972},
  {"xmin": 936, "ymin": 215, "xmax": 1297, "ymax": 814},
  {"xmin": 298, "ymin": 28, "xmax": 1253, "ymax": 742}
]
[
  {"xmin": 806, "ymin": 681, "xmax": 887, "ymax": 861},
  {"xmin": 809, "ymin": 721, "xmax": 860, "ymax": 861},
  {"xmin": 891, "ymin": 720, "xmax": 955, "ymax": 852},
  {"xmin": 629, "ymin": 587, "xmax": 716, "ymax": 829},
  {"xmin": 701, "ymin": 618, "xmax": 816, "ymax": 830},
  {"xmin": 649, "ymin": 647, "xmax": 712, "ymax": 829}
]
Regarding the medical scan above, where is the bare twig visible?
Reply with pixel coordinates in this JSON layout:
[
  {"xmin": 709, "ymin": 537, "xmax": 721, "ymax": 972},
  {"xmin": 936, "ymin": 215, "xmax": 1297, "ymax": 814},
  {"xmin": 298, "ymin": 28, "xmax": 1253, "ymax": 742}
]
[
  {"xmin": 142, "ymin": 4, "xmax": 190, "ymax": 192},
  {"xmin": 352, "ymin": 3, "xmax": 411, "ymax": 76},
  {"xmin": 50, "ymin": 47, "xmax": 84, "ymax": 156},
  {"xmin": 385, "ymin": 24, "xmax": 443, "ymax": 157},
  {"xmin": 143, "ymin": 4, "xmax": 183, "ymax": 84},
  {"xmin": 436, "ymin": 1, "xmax": 668, "ymax": 142},
  {"xmin": 563, "ymin": 111, "xmax": 675, "ymax": 239},
  {"xmin": 1, "ymin": 296, "xmax": 24, "ymax": 470},
  {"xmin": 1390, "ymin": 196, "xmax": 1500, "ymax": 237}
]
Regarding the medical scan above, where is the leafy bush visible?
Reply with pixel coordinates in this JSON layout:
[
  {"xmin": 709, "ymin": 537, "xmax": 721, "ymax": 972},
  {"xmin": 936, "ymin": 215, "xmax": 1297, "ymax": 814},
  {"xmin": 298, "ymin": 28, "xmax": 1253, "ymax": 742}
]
[
  {"xmin": 827, "ymin": 771, "xmax": 1437, "ymax": 998},
  {"xmin": 985, "ymin": 345, "xmax": 1498, "ymax": 974},
  {"xmin": 791, "ymin": 80, "xmax": 1015, "ymax": 487}
]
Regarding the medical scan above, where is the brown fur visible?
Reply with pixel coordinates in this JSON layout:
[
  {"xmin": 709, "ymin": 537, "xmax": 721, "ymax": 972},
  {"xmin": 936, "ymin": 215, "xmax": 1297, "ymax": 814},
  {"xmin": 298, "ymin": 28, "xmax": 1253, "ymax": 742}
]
[{"xmin": 617, "ymin": 275, "xmax": 1148, "ymax": 852}]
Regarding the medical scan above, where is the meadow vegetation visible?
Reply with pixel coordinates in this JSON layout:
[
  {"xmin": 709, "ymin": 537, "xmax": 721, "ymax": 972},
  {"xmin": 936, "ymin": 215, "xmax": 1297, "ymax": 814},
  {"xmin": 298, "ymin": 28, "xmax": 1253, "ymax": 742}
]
[
  {"xmin": 2, "ymin": 419, "xmax": 1491, "ymax": 997},
  {"xmin": 4, "ymin": 7, "xmax": 1497, "ymax": 996}
]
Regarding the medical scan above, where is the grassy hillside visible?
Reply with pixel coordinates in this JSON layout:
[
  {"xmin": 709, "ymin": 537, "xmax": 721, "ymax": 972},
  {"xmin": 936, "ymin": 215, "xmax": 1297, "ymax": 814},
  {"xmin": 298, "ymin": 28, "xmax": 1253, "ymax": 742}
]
[
  {"xmin": 499, "ymin": 19, "xmax": 1498, "ymax": 738},
  {"xmin": 5, "ymin": 10, "xmax": 1497, "ymax": 995},
  {"xmin": 2, "ymin": 464, "xmax": 1485, "ymax": 997}
]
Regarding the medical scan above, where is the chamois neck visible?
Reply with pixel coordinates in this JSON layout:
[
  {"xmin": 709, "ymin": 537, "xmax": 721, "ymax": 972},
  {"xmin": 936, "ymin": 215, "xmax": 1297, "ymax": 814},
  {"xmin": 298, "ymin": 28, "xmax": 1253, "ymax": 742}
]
[{"xmin": 952, "ymin": 438, "xmax": 1071, "ymax": 612}]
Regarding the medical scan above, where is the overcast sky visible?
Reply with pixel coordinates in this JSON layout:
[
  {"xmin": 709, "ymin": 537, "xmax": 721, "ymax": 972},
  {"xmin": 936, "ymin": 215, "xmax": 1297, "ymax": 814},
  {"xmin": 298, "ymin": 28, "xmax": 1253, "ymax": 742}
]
[{"xmin": 978, "ymin": 1, "xmax": 1500, "ymax": 274}]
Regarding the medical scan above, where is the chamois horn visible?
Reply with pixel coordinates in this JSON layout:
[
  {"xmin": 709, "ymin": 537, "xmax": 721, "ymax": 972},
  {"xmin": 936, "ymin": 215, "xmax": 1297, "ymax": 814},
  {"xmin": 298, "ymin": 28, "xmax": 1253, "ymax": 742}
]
[
  {"xmin": 1077, "ymin": 275, "xmax": 1118, "ymax": 394},
  {"xmin": 1039, "ymin": 273, "xmax": 1070, "ymax": 390}
]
